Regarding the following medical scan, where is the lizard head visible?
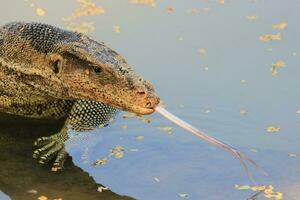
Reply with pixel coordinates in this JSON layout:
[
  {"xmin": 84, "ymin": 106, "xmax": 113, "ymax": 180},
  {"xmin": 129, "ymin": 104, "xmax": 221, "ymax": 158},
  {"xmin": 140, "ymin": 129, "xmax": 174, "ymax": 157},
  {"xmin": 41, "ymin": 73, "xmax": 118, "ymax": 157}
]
[
  {"xmin": 1, "ymin": 22, "xmax": 159, "ymax": 115},
  {"xmin": 55, "ymin": 36, "xmax": 160, "ymax": 115}
]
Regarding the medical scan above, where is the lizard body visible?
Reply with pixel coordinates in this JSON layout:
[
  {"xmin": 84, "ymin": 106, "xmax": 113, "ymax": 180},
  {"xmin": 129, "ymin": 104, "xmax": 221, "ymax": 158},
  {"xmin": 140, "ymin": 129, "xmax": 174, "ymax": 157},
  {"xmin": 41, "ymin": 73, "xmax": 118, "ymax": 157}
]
[{"xmin": 0, "ymin": 22, "xmax": 160, "ymax": 169}]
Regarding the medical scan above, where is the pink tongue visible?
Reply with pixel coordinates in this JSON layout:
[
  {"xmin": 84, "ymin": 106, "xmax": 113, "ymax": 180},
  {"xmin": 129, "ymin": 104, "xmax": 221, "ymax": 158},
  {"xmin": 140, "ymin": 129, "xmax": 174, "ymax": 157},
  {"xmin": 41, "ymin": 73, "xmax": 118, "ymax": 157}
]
[{"xmin": 155, "ymin": 106, "xmax": 263, "ymax": 181}]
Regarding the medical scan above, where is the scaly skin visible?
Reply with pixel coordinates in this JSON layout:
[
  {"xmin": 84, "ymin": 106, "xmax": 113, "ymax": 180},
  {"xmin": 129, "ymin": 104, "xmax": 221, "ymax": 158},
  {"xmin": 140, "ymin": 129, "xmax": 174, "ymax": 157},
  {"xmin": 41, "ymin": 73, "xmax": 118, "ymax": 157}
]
[{"xmin": 0, "ymin": 22, "xmax": 160, "ymax": 170}]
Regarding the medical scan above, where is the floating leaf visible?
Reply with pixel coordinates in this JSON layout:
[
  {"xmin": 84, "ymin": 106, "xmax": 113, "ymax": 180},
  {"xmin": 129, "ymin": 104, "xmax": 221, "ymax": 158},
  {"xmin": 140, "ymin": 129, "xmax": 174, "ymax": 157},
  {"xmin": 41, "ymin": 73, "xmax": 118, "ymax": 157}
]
[
  {"xmin": 272, "ymin": 22, "xmax": 288, "ymax": 30},
  {"xmin": 266, "ymin": 126, "xmax": 280, "ymax": 133},
  {"xmin": 27, "ymin": 190, "xmax": 38, "ymax": 194},
  {"xmin": 271, "ymin": 60, "xmax": 285, "ymax": 76},
  {"xmin": 114, "ymin": 25, "xmax": 121, "ymax": 33},
  {"xmin": 154, "ymin": 177, "xmax": 160, "ymax": 182},
  {"xmin": 63, "ymin": 0, "xmax": 105, "ymax": 21},
  {"xmin": 36, "ymin": 8, "xmax": 45, "ymax": 17},
  {"xmin": 178, "ymin": 193, "xmax": 188, "ymax": 198},
  {"xmin": 218, "ymin": 0, "xmax": 225, "ymax": 5},
  {"xmin": 235, "ymin": 184, "xmax": 283, "ymax": 200},
  {"xmin": 165, "ymin": 6, "xmax": 174, "ymax": 13},
  {"xmin": 93, "ymin": 158, "xmax": 108, "ymax": 165},
  {"xmin": 157, "ymin": 126, "xmax": 173, "ymax": 134},
  {"xmin": 97, "ymin": 186, "xmax": 109, "ymax": 192},
  {"xmin": 289, "ymin": 153, "xmax": 297, "ymax": 157},
  {"xmin": 129, "ymin": 0, "xmax": 156, "ymax": 7},
  {"xmin": 259, "ymin": 33, "xmax": 281, "ymax": 42},
  {"xmin": 247, "ymin": 15, "xmax": 258, "ymax": 21},
  {"xmin": 198, "ymin": 48, "xmax": 207, "ymax": 55},
  {"xmin": 235, "ymin": 184, "xmax": 251, "ymax": 190},
  {"xmin": 38, "ymin": 196, "xmax": 48, "ymax": 200},
  {"xmin": 136, "ymin": 135, "xmax": 144, "ymax": 141},
  {"xmin": 111, "ymin": 146, "xmax": 124, "ymax": 158}
]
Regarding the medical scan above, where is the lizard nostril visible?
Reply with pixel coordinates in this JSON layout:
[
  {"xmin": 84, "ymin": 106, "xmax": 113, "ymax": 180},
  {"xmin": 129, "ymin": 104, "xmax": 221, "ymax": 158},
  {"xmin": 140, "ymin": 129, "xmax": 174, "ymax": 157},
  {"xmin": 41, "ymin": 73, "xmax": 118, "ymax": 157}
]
[
  {"xmin": 146, "ymin": 102, "xmax": 152, "ymax": 108},
  {"xmin": 137, "ymin": 91, "xmax": 146, "ymax": 97}
]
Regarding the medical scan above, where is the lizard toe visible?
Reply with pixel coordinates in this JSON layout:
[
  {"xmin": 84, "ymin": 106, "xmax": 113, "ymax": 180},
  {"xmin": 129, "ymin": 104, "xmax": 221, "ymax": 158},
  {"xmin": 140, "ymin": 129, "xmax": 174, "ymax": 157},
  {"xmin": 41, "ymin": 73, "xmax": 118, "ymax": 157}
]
[
  {"xmin": 33, "ymin": 140, "xmax": 56, "ymax": 159},
  {"xmin": 52, "ymin": 148, "xmax": 68, "ymax": 172},
  {"xmin": 38, "ymin": 142, "xmax": 64, "ymax": 164}
]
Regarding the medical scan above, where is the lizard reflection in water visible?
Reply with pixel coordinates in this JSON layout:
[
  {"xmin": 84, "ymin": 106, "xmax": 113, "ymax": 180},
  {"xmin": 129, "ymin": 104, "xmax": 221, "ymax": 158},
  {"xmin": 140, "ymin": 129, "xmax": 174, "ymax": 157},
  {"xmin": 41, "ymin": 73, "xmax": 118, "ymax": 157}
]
[
  {"xmin": 0, "ymin": 22, "xmax": 160, "ymax": 170},
  {"xmin": 0, "ymin": 113, "xmax": 134, "ymax": 200}
]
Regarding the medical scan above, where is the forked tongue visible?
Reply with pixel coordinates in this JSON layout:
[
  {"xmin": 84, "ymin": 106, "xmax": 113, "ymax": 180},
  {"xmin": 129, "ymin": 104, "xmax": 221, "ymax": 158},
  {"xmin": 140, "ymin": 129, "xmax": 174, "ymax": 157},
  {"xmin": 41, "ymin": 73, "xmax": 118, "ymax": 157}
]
[{"xmin": 155, "ymin": 106, "xmax": 265, "ymax": 182}]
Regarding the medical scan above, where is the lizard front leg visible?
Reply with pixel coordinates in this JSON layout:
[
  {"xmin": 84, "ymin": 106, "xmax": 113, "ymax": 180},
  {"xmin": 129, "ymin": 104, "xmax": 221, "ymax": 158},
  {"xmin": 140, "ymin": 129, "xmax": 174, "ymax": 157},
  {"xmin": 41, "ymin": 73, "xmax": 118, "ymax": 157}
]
[{"xmin": 33, "ymin": 100, "xmax": 118, "ymax": 171}]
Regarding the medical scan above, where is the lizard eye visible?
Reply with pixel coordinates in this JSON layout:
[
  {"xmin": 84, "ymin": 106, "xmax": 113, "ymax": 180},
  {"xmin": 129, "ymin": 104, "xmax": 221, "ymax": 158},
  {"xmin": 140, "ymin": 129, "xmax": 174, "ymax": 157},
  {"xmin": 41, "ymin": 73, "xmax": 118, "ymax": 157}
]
[{"xmin": 93, "ymin": 67, "xmax": 102, "ymax": 74}]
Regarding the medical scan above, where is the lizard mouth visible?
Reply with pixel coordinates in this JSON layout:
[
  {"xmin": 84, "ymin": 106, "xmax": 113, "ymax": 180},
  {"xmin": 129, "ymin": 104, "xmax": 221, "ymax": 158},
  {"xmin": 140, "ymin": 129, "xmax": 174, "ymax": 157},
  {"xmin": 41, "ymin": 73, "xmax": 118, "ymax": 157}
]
[
  {"xmin": 112, "ymin": 95, "xmax": 159, "ymax": 115},
  {"xmin": 129, "ymin": 105, "xmax": 155, "ymax": 115}
]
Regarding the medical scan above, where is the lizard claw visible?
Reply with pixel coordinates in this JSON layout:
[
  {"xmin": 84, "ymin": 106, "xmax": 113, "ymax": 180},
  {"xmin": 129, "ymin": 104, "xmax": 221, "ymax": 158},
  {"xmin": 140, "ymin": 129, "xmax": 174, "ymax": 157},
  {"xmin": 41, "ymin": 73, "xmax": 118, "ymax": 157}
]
[{"xmin": 33, "ymin": 128, "xmax": 68, "ymax": 171}]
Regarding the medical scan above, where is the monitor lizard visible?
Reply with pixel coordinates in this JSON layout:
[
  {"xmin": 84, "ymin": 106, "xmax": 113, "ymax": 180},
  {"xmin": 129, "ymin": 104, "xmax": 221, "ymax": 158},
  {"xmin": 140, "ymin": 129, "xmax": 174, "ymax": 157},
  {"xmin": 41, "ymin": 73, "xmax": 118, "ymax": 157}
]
[{"xmin": 0, "ymin": 22, "xmax": 160, "ymax": 170}]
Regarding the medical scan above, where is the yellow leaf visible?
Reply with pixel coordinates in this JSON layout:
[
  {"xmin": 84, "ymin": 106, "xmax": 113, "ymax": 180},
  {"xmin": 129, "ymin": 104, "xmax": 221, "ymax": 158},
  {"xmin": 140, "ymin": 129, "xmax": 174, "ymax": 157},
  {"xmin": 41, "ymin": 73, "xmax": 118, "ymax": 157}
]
[
  {"xmin": 247, "ymin": 15, "xmax": 258, "ymax": 21},
  {"xmin": 129, "ymin": 0, "xmax": 156, "ymax": 7},
  {"xmin": 266, "ymin": 126, "xmax": 280, "ymax": 133},
  {"xmin": 259, "ymin": 33, "xmax": 281, "ymax": 42},
  {"xmin": 272, "ymin": 22, "xmax": 288, "ymax": 30},
  {"xmin": 97, "ymin": 186, "xmax": 109, "ymax": 192},
  {"xmin": 218, "ymin": 0, "xmax": 225, "ymax": 5},
  {"xmin": 36, "ymin": 8, "xmax": 46, "ymax": 17},
  {"xmin": 271, "ymin": 60, "xmax": 285, "ymax": 76},
  {"xmin": 38, "ymin": 196, "xmax": 48, "ymax": 200},
  {"xmin": 93, "ymin": 158, "xmax": 108, "ymax": 165},
  {"xmin": 198, "ymin": 48, "xmax": 207, "ymax": 55},
  {"xmin": 235, "ymin": 184, "xmax": 251, "ymax": 190},
  {"xmin": 114, "ymin": 25, "xmax": 121, "ymax": 33}
]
